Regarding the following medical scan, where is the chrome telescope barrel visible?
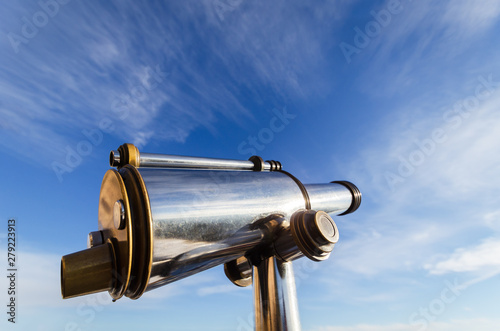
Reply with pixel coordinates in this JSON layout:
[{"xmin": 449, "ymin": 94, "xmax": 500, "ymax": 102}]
[
  {"xmin": 60, "ymin": 144, "xmax": 361, "ymax": 302},
  {"xmin": 140, "ymin": 168, "xmax": 355, "ymax": 291}
]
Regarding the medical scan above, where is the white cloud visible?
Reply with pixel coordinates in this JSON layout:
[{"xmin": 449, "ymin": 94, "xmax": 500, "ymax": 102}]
[
  {"xmin": 425, "ymin": 237, "xmax": 500, "ymax": 275},
  {"xmin": 484, "ymin": 210, "xmax": 500, "ymax": 230},
  {"xmin": 442, "ymin": 0, "xmax": 500, "ymax": 37},
  {"xmin": 355, "ymin": 0, "xmax": 500, "ymax": 98},
  {"xmin": 313, "ymin": 323, "xmax": 415, "ymax": 331},
  {"xmin": 14, "ymin": 251, "xmax": 66, "ymax": 307},
  {"xmin": 0, "ymin": 0, "xmax": 353, "ymax": 171},
  {"xmin": 327, "ymin": 83, "xmax": 500, "ymax": 280},
  {"xmin": 312, "ymin": 318, "xmax": 500, "ymax": 331},
  {"xmin": 351, "ymin": 87, "xmax": 500, "ymax": 206},
  {"xmin": 332, "ymin": 220, "xmax": 452, "ymax": 276},
  {"xmin": 197, "ymin": 283, "xmax": 243, "ymax": 296}
]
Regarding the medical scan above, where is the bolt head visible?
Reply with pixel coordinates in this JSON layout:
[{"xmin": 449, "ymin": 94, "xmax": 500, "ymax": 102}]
[
  {"xmin": 113, "ymin": 200, "xmax": 126, "ymax": 230},
  {"xmin": 87, "ymin": 231, "xmax": 104, "ymax": 248}
]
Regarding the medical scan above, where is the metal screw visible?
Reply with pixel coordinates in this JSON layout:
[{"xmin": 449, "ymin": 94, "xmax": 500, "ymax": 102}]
[
  {"xmin": 109, "ymin": 150, "xmax": 121, "ymax": 167},
  {"xmin": 87, "ymin": 231, "xmax": 104, "ymax": 248},
  {"xmin": 113, "ymin": 200, "xmax": 126, "ymax": 230}
]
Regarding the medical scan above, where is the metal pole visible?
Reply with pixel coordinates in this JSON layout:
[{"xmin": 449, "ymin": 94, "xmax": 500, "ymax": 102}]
[
  {"xmin": 139, "ymin": 152, "xmax": 262, "ymax": 170},
  {"xmin": 110, "ymin": 148, "xmax": 276, "ymax": 171},
  {"xmin": 278, "ymin": 261, "xmax": 301, "ymax": 330},
  {"xmin": 253, "ymin": 257, "xmax": 301, "ymax": 331}
]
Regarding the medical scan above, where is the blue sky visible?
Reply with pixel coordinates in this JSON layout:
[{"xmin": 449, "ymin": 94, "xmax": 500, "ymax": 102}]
[{"xmin": 1, "ymin": 0, "xmax": 500, "ymax": 330}]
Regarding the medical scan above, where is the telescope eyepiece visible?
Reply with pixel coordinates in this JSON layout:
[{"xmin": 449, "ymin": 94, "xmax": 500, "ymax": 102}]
[{"xmin": 289, "ymin": 210, "xmax": 338, "ymax": 261}]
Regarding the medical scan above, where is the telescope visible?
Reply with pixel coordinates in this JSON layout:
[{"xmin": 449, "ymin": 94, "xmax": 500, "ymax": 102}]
[{"xmin": 61, "ymin": 143, "xmax": 361, "ymax": 330}]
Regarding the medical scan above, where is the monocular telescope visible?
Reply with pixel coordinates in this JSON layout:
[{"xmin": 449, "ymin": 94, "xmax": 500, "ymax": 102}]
[{"xmin": 61, "ymin": 143, "xmax": 361, "ymax": 330}]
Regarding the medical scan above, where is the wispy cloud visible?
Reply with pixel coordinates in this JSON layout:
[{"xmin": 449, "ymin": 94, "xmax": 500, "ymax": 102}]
[
  {"xmin": 2, "ymin": 1, "xmax": 499, "ymax": 329},
  {"xmin": 354, "ymin": 0, "xmax": 500, "ymax": 97},
  {"xmin": 442, "ymin": 0, "xmax": 500, "ymax": 38},
  {"xmin": 0, "ymin": 0, "xmax": 352, "ymax": 172},
  {"xmin": 197, "ymin": 283, "xmax": 245, "ymax": 296},
  {"xmin": 312, "ymin": 83, "xmax": 500, "ymax": 322},
  {"xmin": 312, "ymin": 318, "xmax": 500, "ymax": 331},
  {"xmin": 425, "ymin": 237, "xmax": 500, "ymax": 275}
]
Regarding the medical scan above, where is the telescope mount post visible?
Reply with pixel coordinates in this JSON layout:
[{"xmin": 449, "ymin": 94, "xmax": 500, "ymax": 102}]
[{"xmin": 253, "ymin": 256, "xmax": 301, "ymax": 331}]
